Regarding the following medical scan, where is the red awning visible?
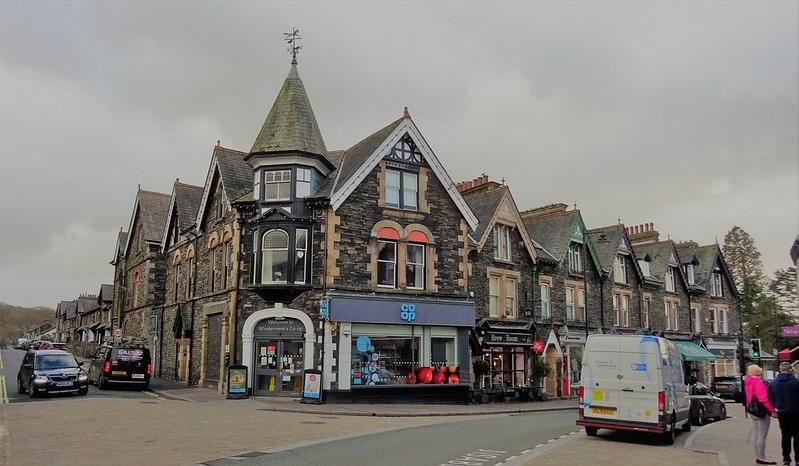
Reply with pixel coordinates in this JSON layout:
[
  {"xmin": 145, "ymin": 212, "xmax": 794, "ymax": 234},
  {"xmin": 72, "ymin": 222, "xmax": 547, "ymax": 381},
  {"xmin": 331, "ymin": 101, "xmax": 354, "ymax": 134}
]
[{"xmin": 778, "ymin": 346, "xmax": 799, "ymax": 361}]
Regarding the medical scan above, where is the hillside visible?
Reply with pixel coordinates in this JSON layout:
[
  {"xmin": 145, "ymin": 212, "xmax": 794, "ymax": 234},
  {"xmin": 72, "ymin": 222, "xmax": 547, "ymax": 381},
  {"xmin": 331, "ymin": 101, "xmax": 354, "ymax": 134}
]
[{"xmin": 0, "ymin": 302, "xmax": 55, "ymax": 346}]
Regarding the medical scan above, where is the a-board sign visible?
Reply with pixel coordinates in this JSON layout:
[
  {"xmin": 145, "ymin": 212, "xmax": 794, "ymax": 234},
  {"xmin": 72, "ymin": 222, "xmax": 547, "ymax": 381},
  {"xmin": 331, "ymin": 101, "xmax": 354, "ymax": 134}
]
[
  {"xmin": 301, "ymin": 369, "xmax": 322, "ymax": 404},
  {"xmin": 227, "ymin": 365, "xmax": 249, "ymax": 399}
]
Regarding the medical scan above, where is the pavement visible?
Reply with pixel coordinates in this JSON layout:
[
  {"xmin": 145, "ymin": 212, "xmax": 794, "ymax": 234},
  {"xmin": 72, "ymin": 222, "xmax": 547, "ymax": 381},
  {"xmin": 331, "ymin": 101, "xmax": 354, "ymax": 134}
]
[{"xmin": 147, "ymin": 376, "xmax": 578, "ymax": 417}]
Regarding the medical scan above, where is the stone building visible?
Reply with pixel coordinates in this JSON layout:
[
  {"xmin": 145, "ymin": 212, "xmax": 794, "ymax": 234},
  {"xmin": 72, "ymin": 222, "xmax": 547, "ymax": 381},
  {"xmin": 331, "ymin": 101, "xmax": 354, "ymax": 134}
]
[
  {"xmin": 676, "ymin": 240, "xmax": 741, "ymax": 379},
  {"xmin": 113, "ymin": 189, "xmax": 171, "ymax": 373},
  {"xmin": 458, "ymin": 177, "xmax": 539, "ymax": 390},
  {"xmin": 520, "ymin": 204, "xmax": 604, "ymax": 398},
  {"xmin": 55, "ymin": 300, "xmax": 77, "ymax": 343}
]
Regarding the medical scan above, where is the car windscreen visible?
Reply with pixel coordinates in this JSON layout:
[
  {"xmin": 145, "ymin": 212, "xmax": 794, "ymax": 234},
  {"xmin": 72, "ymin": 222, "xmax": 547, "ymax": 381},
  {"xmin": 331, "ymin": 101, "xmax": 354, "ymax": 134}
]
[
  {"xmin": 111, "ymin": 348, "xmax": 145, "ymax": 362},
  {"xmin": 36, "ymin": 354, "xmax": 78, "ymax": 370}
]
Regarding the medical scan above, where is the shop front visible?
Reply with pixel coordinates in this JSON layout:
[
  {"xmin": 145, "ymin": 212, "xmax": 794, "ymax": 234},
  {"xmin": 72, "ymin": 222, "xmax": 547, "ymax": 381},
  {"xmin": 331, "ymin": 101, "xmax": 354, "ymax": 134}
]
[
  {"xmin": 475, "ymin": 320, "xmax": 534, "ymax": 389},
  {"xmin": 326, "ymin": 293, "xmax": 474, "ymax": 403},
  {"xmin": 706, "ymin": 338, "xmax": 740, "ymax": 379},
  {"xmin": 558, "ymin": 327, "xmax": 587, "ymax": 397}
]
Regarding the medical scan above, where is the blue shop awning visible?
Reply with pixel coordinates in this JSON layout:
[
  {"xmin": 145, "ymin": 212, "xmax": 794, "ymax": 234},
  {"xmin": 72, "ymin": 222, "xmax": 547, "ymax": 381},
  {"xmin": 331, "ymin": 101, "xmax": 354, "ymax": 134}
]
[{"xmin": 673, "ymin": 340, "xmax": 717, "ymax": 362}]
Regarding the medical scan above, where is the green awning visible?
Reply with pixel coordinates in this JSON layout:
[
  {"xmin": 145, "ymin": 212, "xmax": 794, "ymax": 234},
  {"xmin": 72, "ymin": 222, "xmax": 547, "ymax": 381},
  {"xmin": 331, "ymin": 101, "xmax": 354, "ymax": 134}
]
[{"xmin": 673, "ymin": 340, "xmax": 717, "ymax": 362}]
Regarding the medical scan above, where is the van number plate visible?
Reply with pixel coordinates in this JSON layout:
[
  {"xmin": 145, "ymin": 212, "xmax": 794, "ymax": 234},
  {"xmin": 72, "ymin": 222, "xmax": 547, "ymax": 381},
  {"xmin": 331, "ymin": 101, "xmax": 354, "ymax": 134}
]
[
  {"xmin": 112, "ymin": 370, "xmax": 127, "ymax": 376},
  {"xmin": 132, "ymin": 374, "xmax": 145, "ymax": 379},
  {"xmin": 591, "ymin": 407, "xmax": 617, "ymax": 415}
]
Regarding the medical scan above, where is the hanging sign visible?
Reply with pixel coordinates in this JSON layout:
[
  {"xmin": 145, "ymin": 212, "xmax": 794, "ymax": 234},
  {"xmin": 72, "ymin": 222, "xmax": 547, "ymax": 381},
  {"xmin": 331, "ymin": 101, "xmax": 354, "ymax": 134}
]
[
  {"xmin": 226, "ymin": 365, "xmax": 249, "ymax": 399},
  {"xmin": 301, "ymin": 369, "xmax": 322, "ymax": 404},
  {"xmin": 532, "ymin": 340, "xmax": 545, "ymax": 354}
]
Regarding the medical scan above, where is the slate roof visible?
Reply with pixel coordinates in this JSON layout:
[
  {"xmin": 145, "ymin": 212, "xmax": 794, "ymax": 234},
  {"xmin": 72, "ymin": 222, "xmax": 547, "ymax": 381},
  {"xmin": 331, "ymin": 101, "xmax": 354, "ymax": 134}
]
[
  {"xmin": 173, "ymin": 182, "xmax": 204, "ymax": 231},
  {"xmin": 138, "ymin": 190, "xmax": 172, "ymax": 243},
  {"xmin": 76, "ymin": 296, "xmax": 98, "ymax": 315},
  {"xmin": 113, "ymin": 230, "xmax": 128, "ymax": 263},
  {"xmin": 522, "ymin": 210, "xmax": 579, "ymax": 261},
  {"xmin": 250, "ymin": 65, "xmax": 328, "ymax": 158},
  {"xmin": 332, "ymin": 118, "xmax": 404, "ymax": 196},
  {"xmin": 588, "ymin": 224, "xmax": 626, "ymax": 273},
  {"xmin": 676, "ymin": 243, "xmax": 721, "ymax": 289},
  {"xmin": 631, "ymin": 241, "xmax": 678, "ymax": 283},
  {"xmin": 463, "ymin": 185, "xmax": 507, "ymax": 242},
  {"xmin": 98, "ymin": 284, "xmax": 114, "ymax": 304},
  {"xmin": 60, "ymin": 300, "xmax": 77, "ymax": 319},
  {"xmin": 215, "ymin": 146, "xmax": 253, "ymax": 202}
]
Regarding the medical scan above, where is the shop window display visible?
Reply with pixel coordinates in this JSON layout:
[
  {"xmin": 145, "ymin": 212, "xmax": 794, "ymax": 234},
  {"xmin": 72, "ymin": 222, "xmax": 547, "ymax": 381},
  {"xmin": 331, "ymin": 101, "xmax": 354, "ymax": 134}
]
[
  {"xmin": 351, "ymin": 335, "xmax": 419, "ymax": 385},
  {"xmin": 484, "ymin": 346, "xmax": 528, "ymax": 388}
]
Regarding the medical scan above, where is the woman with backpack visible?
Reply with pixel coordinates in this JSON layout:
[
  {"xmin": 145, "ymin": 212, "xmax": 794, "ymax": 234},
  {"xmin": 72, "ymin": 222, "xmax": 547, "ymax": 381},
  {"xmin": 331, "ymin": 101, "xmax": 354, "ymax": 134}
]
[{"xmin": 745, "ymin": 364, "xmax": 778, "ymax": 465}]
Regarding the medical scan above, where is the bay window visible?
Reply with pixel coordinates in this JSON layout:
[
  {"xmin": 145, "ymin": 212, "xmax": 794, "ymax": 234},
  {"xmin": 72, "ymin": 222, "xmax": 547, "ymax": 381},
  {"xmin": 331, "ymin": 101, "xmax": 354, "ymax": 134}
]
[
  {"xmin": 264, "ymin": 170, "xmax": 291, "ymax": 201},
  {"xmin": 294, "ymin": 229, "xmax": 308, "ymax": 284},
  {"xmin": 262, "ymin": 229, "xmax": 289, "ymax": 284}
]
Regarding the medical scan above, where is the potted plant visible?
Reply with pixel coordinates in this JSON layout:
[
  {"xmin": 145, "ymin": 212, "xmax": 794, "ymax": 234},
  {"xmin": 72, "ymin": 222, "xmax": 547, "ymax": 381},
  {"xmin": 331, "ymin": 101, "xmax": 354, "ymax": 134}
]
[
  {"xmin": 532, "ymin": 359, "xmax": 552, "ymax": 401},
  {"xmin": 471, "ymin": 359, "xmax": 491, "ymax": 403}
]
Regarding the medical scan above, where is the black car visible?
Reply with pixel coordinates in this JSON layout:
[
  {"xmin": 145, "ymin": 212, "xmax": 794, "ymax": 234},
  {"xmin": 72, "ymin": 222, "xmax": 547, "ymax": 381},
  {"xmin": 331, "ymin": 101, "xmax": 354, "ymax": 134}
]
[
  {"xmin": 710, "ymin": 376, "xmax": 743, "ymax": 402},
  {"xmin": 689, "ymin": 383, "xmax": 727, "ymax": 425},
  {"xmin": 17, "ymin": 350, "xmax": 89, "ymax": 397},
  {"xmin": 88, "ymin": 343, "xmax": 151, "ymax": 389}
]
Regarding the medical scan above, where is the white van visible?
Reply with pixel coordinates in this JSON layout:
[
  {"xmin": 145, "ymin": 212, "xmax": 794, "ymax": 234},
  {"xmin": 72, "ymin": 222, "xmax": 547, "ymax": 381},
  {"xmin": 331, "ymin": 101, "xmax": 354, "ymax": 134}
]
[{"xmin": 576, "ymin": 334, "xmax": 691, "ymax": 444}]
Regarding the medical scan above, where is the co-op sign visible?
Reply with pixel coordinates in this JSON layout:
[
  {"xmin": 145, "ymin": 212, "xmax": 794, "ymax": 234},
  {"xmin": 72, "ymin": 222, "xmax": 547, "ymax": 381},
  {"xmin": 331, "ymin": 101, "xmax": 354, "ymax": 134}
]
[{"xmin": 782, "ymin": 326, "xmax": 799, "ymax": 338}]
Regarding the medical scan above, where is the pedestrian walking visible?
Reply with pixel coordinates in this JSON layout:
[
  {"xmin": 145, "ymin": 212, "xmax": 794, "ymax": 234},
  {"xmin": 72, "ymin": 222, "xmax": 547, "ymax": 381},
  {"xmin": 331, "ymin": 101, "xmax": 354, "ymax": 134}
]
[
  {"xmin": 745, "ymin": 364, "xmax": 778, "ymax": 465},
  {"xmin": 768, "ymin": 362, "xmax": 799, "ymax": 466}
]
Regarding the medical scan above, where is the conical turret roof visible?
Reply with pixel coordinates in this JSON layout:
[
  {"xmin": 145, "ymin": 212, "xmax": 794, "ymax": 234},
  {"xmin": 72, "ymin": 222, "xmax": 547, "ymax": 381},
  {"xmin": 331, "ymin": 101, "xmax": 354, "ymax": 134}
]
[{"xmin": 250, "ymin": 65, "xmax": 328, "ymax": 157}]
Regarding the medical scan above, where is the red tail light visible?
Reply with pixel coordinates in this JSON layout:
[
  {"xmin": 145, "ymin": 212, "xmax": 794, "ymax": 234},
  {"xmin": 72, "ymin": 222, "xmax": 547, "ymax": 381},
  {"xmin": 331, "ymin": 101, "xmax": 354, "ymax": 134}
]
[
  {"xmin": 578, "ymin": 386, "xmax": 585, "ymax": 405},
  {"xmin": 658, "ymin": 391, "xmax": 665, "ymax": 412},
  {"xmin": 146, "ymin": 364, "xmax": 152, "ymax": 375},
  {"xmin": 103, "ymin": 361, "xmax": 111, "ymax": 373}
]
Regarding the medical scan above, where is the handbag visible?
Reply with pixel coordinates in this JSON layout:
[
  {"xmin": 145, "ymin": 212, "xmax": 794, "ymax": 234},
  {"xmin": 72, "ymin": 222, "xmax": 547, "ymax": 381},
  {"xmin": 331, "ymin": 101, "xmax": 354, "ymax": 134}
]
[{"xmin": 747, "ymin": 393, "xmax": 768, "ymax": 418}]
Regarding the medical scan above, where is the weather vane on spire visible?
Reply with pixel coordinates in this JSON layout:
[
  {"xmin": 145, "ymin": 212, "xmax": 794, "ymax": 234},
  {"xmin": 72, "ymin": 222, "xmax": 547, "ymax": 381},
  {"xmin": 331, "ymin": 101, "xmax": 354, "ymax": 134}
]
[{"xmin": 284, "ymin": 28, "xmax": 302, "ymax": 65}]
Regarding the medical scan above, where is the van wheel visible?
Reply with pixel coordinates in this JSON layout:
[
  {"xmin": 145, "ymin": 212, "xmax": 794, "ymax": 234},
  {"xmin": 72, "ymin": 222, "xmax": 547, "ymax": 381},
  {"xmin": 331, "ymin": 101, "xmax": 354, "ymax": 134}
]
[
  {"xmin": 585, "ymin": 426, "xmax": 599, "ymax": 437},
  {"xmin": 661, "ymin": 421, "xmax": 675, "ymax": 445}
]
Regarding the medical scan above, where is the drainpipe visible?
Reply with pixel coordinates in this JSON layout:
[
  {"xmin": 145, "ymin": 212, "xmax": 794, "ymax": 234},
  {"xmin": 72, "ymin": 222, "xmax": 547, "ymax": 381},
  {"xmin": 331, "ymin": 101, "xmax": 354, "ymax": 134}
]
[
  {"xmin": 599, "ymin": 274, "xmax": 605, "ymax": 332},
  {"xmin": 582, "ymin": 228, "xmax": 589, "ymax": 338},
  {"xmin": 224, "ymin": 210, "xmax": 243, "ymax": 392},
  {"xmin": 687, "ymin": 290, "xmax": 693, "ymax": 338}
]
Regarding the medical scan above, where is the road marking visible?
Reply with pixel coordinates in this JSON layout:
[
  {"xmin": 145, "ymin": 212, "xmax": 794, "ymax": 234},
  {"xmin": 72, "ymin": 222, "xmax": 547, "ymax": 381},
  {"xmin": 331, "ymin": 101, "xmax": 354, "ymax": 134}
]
[
  {"xmin": 505, "ymin": 456, "xmax": 517, "ymax": 461},
  {"xmin": 534, "ymin": 443, "xmax": 544, "ymax": 448},
  {"xmin": 546, "ymin": 439, "xmax": 555, "ymax": 443},
  {"xmin": 559, "ymin": 434, "xmax": 568, "ymax": 438},
  {"xmin": 143, "ymin": 391, "xmax": 163, "ymax": 400}
]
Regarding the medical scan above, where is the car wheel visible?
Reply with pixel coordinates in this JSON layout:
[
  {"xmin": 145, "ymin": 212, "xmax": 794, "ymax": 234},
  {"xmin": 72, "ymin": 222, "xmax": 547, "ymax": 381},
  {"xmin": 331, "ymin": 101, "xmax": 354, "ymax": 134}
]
[
  {"xmin": 28, "ymin": 381, "xmax": 38, "ymax": 398},
  {"xmin": 719, "ymin": 406, "xmax": 727, "ymax": 420},
  {"xmin": 79, "ymin": 388, "xmax": 88, "ymax": 396},
  {"xmin": 585, "ymin": 426, "xmax": 599, "ymax": 436},
  {"xmin": 695, "ymin": 406, "xmax": 705, "ymax": 426},
  {"xmin": 661, "ymin": 420, "xmax": 676, "ymax": 445}
]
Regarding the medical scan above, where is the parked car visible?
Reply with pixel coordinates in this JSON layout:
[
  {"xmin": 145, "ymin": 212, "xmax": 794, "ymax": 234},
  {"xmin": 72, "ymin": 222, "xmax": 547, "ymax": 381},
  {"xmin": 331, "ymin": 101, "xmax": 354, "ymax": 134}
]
[
  {"xmin": 576, "ymin": 335, "xmax": 692, "ymax": 445},
  {"xmin": 41, "ymin": 342, "xmax": 69, "ymax": 352},
  {"xmin": 17, "ymin": 350, "xmax": 88, "ymax": 397},
  {"xmin": 689, "ymin": 383, "xmax": 727, "ymax": 425},
  {"xmin": 710, "ymin": 376, "xmax": 743, "ymax": 402},
  {"xmin": 88, "ymin": 343, "xmax": 151, "ymax": 390}
]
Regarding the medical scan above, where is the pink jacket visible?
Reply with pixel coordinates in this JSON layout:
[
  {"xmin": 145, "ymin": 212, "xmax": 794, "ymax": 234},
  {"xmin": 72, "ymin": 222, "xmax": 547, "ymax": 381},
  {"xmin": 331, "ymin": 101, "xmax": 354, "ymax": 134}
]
[{"xmin": 744, "ymin": 375, "xmax": 776, "ymax": 415}]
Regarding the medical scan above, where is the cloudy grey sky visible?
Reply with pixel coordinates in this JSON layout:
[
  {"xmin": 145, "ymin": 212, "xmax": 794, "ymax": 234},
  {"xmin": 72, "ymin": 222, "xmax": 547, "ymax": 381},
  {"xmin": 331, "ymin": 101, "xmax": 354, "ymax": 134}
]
[{"xmin": 0, "ymin": 2, "xmax": 796, "ymax": 307}]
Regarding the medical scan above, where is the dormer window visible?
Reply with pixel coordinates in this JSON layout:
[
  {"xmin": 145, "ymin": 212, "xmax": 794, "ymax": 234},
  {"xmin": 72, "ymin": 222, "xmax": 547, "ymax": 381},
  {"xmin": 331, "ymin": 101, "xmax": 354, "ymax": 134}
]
[
  {"xmin": 262, "ymin": 229, "xmax": 289, "ymax": 284},
  {"xmin": 385, "ymin": 169, "xmax": 417, "ymax": 210},
  {"xmin": 264, "ymin": 170, "xmax": 291, "ymax": 202},
  {"xmin": 614, "ymin": 254, "xmax": 627, "ymax": 284},
  {"xmin": 493, "ymin": 225, "xmax": 512, "ymax": 261},
  {"xmin": 568, "ymin": 243, "xmax": 583, "ymax": 274},
  {"xmin": 638, "ymin": 259, "xmax": 650, "ymax": 276},
  {"xmin": 710, "ymin": 272, "xmax": 723, "ymax": 297},
  {"xmin": 683, "ymin": 264, "xmax": 695, "ymax": 285},
  {"xmin": 665, "ymin": 267, "xmax": 676, "ymax": 292}
]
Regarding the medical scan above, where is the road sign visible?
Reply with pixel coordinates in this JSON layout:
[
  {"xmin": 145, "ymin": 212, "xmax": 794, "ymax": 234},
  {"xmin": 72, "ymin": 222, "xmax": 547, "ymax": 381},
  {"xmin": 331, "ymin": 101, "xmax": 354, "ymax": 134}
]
[{"xmin": 114, "ymin": 328, "xmax": 123, "ymax": 337}]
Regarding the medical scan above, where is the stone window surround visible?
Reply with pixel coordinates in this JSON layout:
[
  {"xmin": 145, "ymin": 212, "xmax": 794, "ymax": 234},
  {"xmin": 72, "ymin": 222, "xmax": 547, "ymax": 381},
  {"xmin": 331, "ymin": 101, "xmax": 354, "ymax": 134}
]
[
  {"xmin": 492, "ymin": 224, "xmax": 513, "ymax": 262},
  {"xmin": 367, "ymin": 220, "xmax": 438, "ymax": 292},
  {"xmin": 612, "ymin": 287, "xmax": 633, "ymax": 327},
  {"xmin": 642, "ymin": 293, "xmax": 653, "ymax": 329},
  {"xmin": 487, "ymin": 266, "xmax": 521, "ymax": 319},
  {"xmin": 376, "ymin": 160, "xmax": 431, "ymax": 215},
  {"xmin": 691, "ymin": 304, "xmax": 701, "ymax": 333},
  {"xmin": 708, "ymin": 304, "xmax": 729, "ymax": 334},
  {"xmin": 613, "ymin": 254, "xmax": 628, "ymax": 284},
  {"xmin": 252, "ymin": 224, "xmax": 311, "ymax": 287},
  {"xmin": 564, "ymin": 279, "xmax": 588, "ymax": 322}
]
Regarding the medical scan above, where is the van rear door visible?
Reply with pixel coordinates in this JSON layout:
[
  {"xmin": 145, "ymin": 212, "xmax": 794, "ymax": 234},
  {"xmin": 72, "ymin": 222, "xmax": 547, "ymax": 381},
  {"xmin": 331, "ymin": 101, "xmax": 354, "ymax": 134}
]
[
  {"xmin": 582, "ymin": 336, "xmax": 621, "ymax": 421},
  {"xmin": 617, "ymin": 336, "xmax": 661, "ymax": 425}
]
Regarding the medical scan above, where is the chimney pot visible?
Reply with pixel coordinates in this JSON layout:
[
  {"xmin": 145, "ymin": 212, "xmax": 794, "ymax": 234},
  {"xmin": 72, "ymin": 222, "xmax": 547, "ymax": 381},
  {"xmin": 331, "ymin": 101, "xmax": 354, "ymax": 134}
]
[{"xmin": 650, "ymin": 222, "xmax": 654, "ymax": 231}]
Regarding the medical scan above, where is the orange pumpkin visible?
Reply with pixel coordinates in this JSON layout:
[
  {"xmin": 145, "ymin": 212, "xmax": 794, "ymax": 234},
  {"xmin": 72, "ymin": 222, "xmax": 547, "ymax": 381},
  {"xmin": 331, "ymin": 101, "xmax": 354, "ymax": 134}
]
[
  {"xmin": 432, "ymin": 371, "xmax": 446, "ymax": 384},
  {"xmin": 447, "ymin": 373, "xmax": 460, "ymax": 384},
  {"xmin": 406, "ymin": 371, "xmax": 417, "ymax": 384}
]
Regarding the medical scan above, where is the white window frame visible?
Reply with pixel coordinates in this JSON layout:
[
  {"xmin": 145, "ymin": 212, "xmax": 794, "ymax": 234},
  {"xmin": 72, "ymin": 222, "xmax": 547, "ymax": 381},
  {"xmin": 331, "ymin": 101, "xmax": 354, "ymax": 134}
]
[
  {"xmin": 577, "ymin": 288, "xmax": 586, "ymax": 322},
  {"xmin": 566, "ymin": 287, "xmax": 575, "ymax": 321},
  {"xmin": 377, "ymin": 240, "xmax": 397, "ymax": 288},
  {"xmin": 263, "ymin": 170, "xmax": 292, "ymax": 202},
  {"xmin": 296, "ymin": 168, "xmax": 312, "ymax": 199},
  {"xmin": 665, "ymin": 267, "xmax": 676, "ymax": 292},
  {"xmin": 685, "ymin": 264, "xmax": 695, "ymax": 285},
  {"xmin": 711, "ymin": 273, "xmax": 723, "ymax": 297},
  {"xmin": 621, "ymin": 294, "xmax": 630, "ymax": 327},
  {"xmin": 406, "ymin": 243, "xmax": 425, "ymax": 290},
  {"xmin": 568, "ymin": 243, "xmax": 582, "ymax": 273},
  {"xmin": 719, "ymin": 308, "xmax": 728, "ymax": 334},
  {"xmin": 261, "ymin": 229, "xmax": 289, "ymax": 284},
  {"xmin": 210, "ymin": 248, "xmax": 219, "ymax": 291},
  {"xmin": 294, "ymin": 228, "xmax": 308, "ymax": 285},
  {"xmin": 638, "ymin": 260, "xmax": 650, "ymax": 277},
  {"xmin": 187, "ymin": 257, "xmax": 195, "ymax": 298},
  {"xmin": 642, "ymin": 296, "xmax": 650, "ymax": 328},
  {"xmin": 223, "ymin": 242, "xmax": 231, "ymax": 289},
  {"xmin": 504, "ymin": 277, "xmax": 517, "ymax": 318},
  {"xmin": 540, "ymin": 283, "xmax": 551, "ymax": 319},
  {"xmin": 489, "ymin": 275, "xmax": 500, "ymax": 317},
  {"xmin": 665, "ymin": 301, "xmax": 678, "ymax": 331},
  {"xmin": 493, "ymin": 225, "xmax": 512, "ymax": 261},
  {"xmin": 614, "ymin": 255, "xmax": 627, "ymax": 284},
  {"xmin": 692, "ymin": 306, "xmax": 701, "ymax": 333},
  {"xmin": 709, "ymin": 307, "xmax": 717, "ymax": 334},
  {"xmin": 174, "ymin": 262, "xmax": 180, "ymax": 301},
  {"xmin": 613, "ymin": 293, "xmax": 620, "ymax": 326},
  {"xmin": 385, "ymin": 168, "xmax": 418, "ymax": 211}
]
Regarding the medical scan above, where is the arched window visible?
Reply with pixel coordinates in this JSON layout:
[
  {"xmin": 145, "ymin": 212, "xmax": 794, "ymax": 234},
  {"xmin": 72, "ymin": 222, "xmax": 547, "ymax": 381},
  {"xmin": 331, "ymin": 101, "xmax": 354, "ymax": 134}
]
[
  {"xmin": 132, "ymin": 271, "xmax": 141, "ymax": 307},
  {"xmin": 262, "ymin": 229, "xmax": 289, "ymax": 284}
]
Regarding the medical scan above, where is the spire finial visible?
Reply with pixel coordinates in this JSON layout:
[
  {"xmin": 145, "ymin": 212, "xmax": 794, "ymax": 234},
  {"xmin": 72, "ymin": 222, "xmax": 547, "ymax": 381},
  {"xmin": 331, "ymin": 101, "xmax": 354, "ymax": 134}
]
[
  {"xmin": 617, "ymin": 217, "xmax": 621, "ymax": 225},
  {"xmin": 403, "ymin": 106, "xmax": 410, "ymax": 118},
  {"xmin": 216, "ymin": 139, "xmax": 220, "ymax": 147},
  {"xmin": 284, "ymin": 28, "xmax": 302, "ymax": 65}
]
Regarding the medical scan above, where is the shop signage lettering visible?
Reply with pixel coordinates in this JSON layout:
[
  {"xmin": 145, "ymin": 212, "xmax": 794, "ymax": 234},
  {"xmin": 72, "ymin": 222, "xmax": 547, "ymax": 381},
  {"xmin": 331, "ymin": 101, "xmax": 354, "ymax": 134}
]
[
  {"xmin": 486, "ymin": 332, "xmax": 533, "ymax": 345},
  {"xmin": 400, "ymin": 304, "xmax": 416, "ymax": 322},
  {"xmin": 254, "ymin": 318, "xmax": 305, "ymax": 337},
  {"xmin": 319, "ymin": 299, "xmax": 329, "ymax": 320}
]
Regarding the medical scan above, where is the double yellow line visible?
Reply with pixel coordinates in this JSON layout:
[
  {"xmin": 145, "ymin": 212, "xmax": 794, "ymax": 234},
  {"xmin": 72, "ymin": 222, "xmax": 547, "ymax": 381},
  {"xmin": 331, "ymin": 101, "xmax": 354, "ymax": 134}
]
[{"xmin": 0, "ymin": 351, "xmax": 8, "ymax": 403}]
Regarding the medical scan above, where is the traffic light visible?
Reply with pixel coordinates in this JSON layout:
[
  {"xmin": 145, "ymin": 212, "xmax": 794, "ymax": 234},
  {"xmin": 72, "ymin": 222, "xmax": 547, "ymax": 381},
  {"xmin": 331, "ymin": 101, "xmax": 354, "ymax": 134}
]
[{"xmin": 751, "ymin": 338, "xmax": 761, "ymax": 359}]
